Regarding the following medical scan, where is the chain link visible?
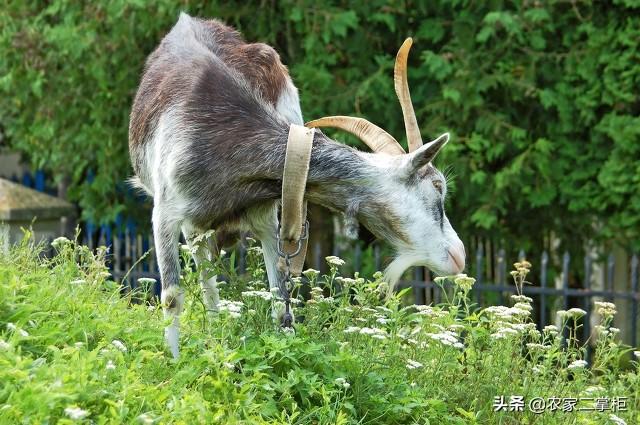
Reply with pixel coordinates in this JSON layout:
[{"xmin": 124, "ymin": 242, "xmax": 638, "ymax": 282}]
[{"xmin": 275, "ymin": 220, "xmax": 309, "ymax": 328}]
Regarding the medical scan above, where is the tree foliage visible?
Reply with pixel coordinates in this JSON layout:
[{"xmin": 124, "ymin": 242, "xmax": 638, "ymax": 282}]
[{"xmin": 1, "ymin": 1, "xmax": 639, "ymax": 251}]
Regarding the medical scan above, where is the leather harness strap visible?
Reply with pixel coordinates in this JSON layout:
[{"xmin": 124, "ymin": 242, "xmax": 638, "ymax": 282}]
[{"xmin": 277, "ymin": 124, "xmax": 314, "ymax": 276}]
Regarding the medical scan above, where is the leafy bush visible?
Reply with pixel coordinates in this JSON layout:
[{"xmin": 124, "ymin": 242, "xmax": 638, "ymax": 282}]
[
  {"xmin": 1, "ymin": 1, "xmax": 639, "ymax": 252},
  {"xmin": 0, "ymin": 235, "xmax": 637, "ymax": 423}
]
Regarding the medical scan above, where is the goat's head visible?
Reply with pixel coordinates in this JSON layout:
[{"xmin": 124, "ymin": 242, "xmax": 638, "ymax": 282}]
[{"xmin": 307, "ymin": 38, "xmax": 465, "ymax": 284}]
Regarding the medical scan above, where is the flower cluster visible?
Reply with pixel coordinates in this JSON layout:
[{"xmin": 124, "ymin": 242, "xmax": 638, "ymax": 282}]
[
  {"xmin": 557, "ymin": 308, "xmax": 587, "ymax": 320},
  {"xmin": 325, "ymin": 256, "xmax": 345, "ymax": 267},
  {"xmin": 452, "ymin": 274, "xmax": 475, "ymax": 292},
  {"xmin": 425, "ymin": 330, "xmax": 464, "ymax": 349},
  {"xmin": 567, "ymin": 359, "xmax": 588, "ymax": 370},
  {"xmin": 241, "ymin": 290, "xmax": 273, "ymax": 301},
  {"xmin": 406, "ymin": 359, "xmax": 424, "ymax": 370},
  {"xmin": 594, "ymin": 301, "xmax": 617, "ymax": 319},
  {"xmin": 343, "ymin": 326, "xmax": 387, "ymax": 340},
  {"xmin": 218, "ymin": 299, "xmax": 244, "ymax": 318}
]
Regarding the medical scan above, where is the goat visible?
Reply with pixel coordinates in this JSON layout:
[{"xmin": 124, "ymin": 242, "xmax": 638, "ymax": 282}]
[{"xmin": 129, "ymin": 13, "xmax": 465, "ymax": 357}]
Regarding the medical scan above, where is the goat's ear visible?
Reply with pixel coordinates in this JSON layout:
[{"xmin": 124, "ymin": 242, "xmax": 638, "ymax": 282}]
[{"xmin": 405, "ymin": 133, "xmax": 449, "ymax": 173}]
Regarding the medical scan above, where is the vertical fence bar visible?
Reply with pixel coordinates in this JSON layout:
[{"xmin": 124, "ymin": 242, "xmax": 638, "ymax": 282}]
[
  {"xmin": 562, "ymin": 252, "xmax": 570, "ymax": 311},
  {"xmin": 374, "ymin": 244, "xmax": 381, "ymax": 272},
  {"xmin": 313, "ymin": 241, "xmax": 322, "ymax": 271},
  {"xmin": 413, "ymin": 267, "xmax": 425, "ymax": 305},
  {"xmin": 518, "ymin": 249, "xmax": 525, "ymax": 261},
  {"xmin": 540, "ymin": 251, "xmax": 548, "ymax": 328},
  {"xmin": 631, "ymin": 254, "xmax": 638, "ymax": 349},
  {"xmin": 354, "ymin": 243, "xmax": 362, "ymax": 274},
  {"xmin": 497, "ymin": 248, "xmax": 506, "ymax": 305},
  {"xmin": 606, "ymin": 253, "xmax": 615, "ymax": 303},
  {"xmin": 475, "ymin": 243, "xmax": 483, "ymax": 304},
  {"xmin": 113, "ymin": 234, "xmax": 122, "ymax": 278},
  {"xmin": 584, "ymin": 254, "xmax": 593, "ymax": 360},
  {"xmin": 124, "ymin": 226, "xmax": 132, "ymax": 287},
  {"xmin": 136, "ymin": 233, "xmax": 143, "ymax": 273}
]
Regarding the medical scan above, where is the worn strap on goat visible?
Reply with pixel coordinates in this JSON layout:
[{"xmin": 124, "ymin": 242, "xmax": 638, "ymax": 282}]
[{"xmin": 278, "ymin": 124, "xmax": 314, "ymax": 275}]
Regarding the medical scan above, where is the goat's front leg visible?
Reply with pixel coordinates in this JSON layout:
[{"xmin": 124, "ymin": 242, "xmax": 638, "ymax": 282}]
[{"xmin": 152, "ymin": 206, "xmax": 183, "ymax": 358}]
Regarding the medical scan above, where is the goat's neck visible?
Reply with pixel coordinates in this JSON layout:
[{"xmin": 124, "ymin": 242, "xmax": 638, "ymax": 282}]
[{"xmin": 304, "ymin": 133, "xmax": 381, "ymax": 215}]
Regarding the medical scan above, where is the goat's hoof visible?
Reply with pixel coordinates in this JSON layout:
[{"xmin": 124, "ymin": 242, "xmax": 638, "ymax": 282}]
[{"xmin": 281, "ymin": 312, "xmax": 293, "ymax": 328}]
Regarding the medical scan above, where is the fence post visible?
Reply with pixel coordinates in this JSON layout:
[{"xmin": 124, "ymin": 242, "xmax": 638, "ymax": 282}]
[
  {"xmin": 631, "ymin": 254, "xmax": 638, "ymax": 349},
  {"xmin": 584, "ymin": 254, "xmax": 593, "ymax": 360},
  {"xmin": 540, "ymin": 251, "xmax": 548, "ymax": 328},
  {"xmin": 607, "ymin": 253, "xmax": 615, "ymax": 304},
  {"xmin": 354, "ymin": 243, "xmax": 362, "ymax": 274},
  {"xmin": 413, "ymin": 267, "xmax": 425, "ymax": 305}
]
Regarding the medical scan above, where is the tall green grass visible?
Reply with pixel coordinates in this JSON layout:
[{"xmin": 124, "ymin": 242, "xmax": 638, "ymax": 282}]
[{"xmin": 0, "ymin": 233, "xmax": 637, "ymax": 424}]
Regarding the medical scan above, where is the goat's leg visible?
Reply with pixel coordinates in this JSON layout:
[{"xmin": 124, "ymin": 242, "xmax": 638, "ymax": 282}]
[
  {"xmin": 181, "ymin": 224, "xmax": 219, "ymax": 314},
  {"xmin": 153, "ymin": 207, "xmax": 183, "ymax": 358},
  {"xmin": 246, "ymin": 204, "xmax": 292, "ymax": 322}
]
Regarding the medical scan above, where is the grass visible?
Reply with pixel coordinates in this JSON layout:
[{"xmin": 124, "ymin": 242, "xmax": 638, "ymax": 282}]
[{"xmin": 0, "ymin": 232, "xmax": 638, "ymax": 424}]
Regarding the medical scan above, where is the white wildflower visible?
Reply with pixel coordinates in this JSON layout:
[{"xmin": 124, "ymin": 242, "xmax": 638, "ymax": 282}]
[
  {"xmin": 74, "ymin": 342, "xmax": 83, "ymax": 348},
  {"xmin": 7, "ymin": 323, "xmax": 16, "ymax": 331},
  {"xmin": 325, "ymin": 256, "xmax": 345, "ymax": 267},
  {"xmin": 70, "ymin": 279, "xmax": 87, "ymax": 285},
  {"xmin": 594, "ymin": 301, "xmax": 617, "ymax": 318},
  {"xmin": 223, "ymin": 362, "xmax": 235, "ymax": 371},
  {"xmin": 137, "ymin": 413, "xmax": 154, "ymax": 424},
  {"xmin": 0, "ymin": 340, "xmax": 10, "ymax": 350},
  {"xmin": 426, "ymin": 331, "xmax": 463, "ymax": 348},
  {"xmin": 106, "ymin": 360, "xmax": 116, "ymax": 370},
  {"xmin": 64, "ymin": 406, "xmax": 90, "ymax": 420},
  {"xmin": 241, "ymin": 290, "xmax": 273, "ymax": 301},
  {"xmin": 51, "ymin": 236, "xmax": 71, "ymax": 249},
  {"xmin": 510, "ymin": 294, "xmax": 533, "ymax": 303},
  {"xmin": 19, "ymin": 329, "xmax": 29, "ymax": 337},
  {"xmin": 633, "ymin": 350, "xmax": 640, "ymax": 359},
  {"xmin": 583, "ymin": 386, "xmax": 605, "ymax": 395},
  {"xmin": 99, "ymin": 271, "xmax": 111, "ymax": 279},
  {"xmin": 567, "ymin": 360, "xmax": 588, "ymax": 370},
  {"xmin": 302, "ymin": 268, "xmax": 319, "ymax": 281},
  {"xmin": 609, "ymin": 414, "xmax": 627, "ymax": 425},
  {"xmin": 513, "ymin": 302, "xmax": 533, "ymax": 311},
  {"xmin": 453, "ymin": 274, "xmax": 475, "ymax": 292},
  {"xmin": 376, "ymin": 317, "xmax": 389, "ymax": 325},
  {"xmin": 543, "ymin": 325, "xmax": 559, "ymax": 334},
  {"xmin": 526, "ymin": 343, "xmax": 550, "ymax": 351},
  {"xmin": 334, "ymin": 377, "xmax": 350, "ymax": 389},
  {"xmin": 532, "ymin": 365, "xmax": 544, "ymax": 375},
  {"xmin": 218, "ymin": 299, "xmax": 244, "ymax": 318},
  {"xmin": 556, "ymin": 310, "xmax": 567, "ymax": 319},
  {"xmin": 406, "ymin": 359, "xmax": 424, "ymax": 370},
  {"xmin": 137, "ymin": 277, "xmax": 157, "ymax": 285},
  {"xmin": 491, "ymin": 328, "xmax": 520, "ymax": 339},
  {"xmin": 566, "ymin": 308, "xmax": 587, "ymax": 318},
  {"xmin": 609, "ymin": 327, "xmax": 620, "ymax": 334},
  {"xmin": 359, "ymin": 327, "xmax": 387, "ymax": 340},
  {"xmin": 111, "ymin": 340, "xmax": 127, "ymax": 352}
]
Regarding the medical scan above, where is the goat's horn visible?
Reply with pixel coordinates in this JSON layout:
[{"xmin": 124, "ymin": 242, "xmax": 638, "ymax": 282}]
[
  {"xmin": 394, "ymin": 37, "xmax": 422, "ymax": 153},
  {"xmin": 306, "ymin": 116, "xmax": 405, "ymax": 156}
]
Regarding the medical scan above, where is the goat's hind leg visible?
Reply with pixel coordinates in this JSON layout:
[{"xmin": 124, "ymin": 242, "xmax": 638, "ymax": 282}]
[
  {"xmin": 152, "ymin": 206, "xmax": 183, "ymax": 358},
  {"xmin": 182, "ymin": 224, "xmax": 220, "ymax": 315}
]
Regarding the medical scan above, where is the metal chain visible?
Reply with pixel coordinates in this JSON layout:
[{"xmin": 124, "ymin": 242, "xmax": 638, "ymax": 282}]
[{"xmin": 275, "ymin": 220, "xmax": 309, "ymax": 328}]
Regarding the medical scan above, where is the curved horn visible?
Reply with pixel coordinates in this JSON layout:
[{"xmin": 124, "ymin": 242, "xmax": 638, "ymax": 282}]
[
  {"xmin": 306, "ymin": 116, "xmax": 405, "ymax": 156},
  {"xmin": 394, "ymin": 37, "xmax": 422, "ymax": 153}
]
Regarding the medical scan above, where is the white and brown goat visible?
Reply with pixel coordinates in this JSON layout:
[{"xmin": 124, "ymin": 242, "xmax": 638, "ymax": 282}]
[{"xmin": 129, "ymin": 13, "xmax": 465, "ymax": 357}]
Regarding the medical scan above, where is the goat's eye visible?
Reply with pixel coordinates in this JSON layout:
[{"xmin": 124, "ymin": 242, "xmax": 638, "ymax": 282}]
[{"xmin": 432, "ymin": 180, "xmax": 443, "ymax": 194}]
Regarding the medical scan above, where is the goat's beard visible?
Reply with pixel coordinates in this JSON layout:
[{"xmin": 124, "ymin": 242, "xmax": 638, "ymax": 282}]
[{"xmin": 384, "ymin": 251, "xmax": 426, "ymax": 291}]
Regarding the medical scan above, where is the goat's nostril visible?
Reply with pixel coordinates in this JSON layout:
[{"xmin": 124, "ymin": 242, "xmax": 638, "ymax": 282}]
[{"xmin": 447, "ymin": 246, "xmax": 465, "ymax": 273}]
